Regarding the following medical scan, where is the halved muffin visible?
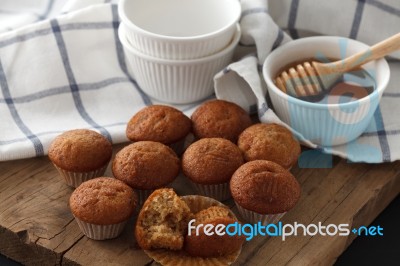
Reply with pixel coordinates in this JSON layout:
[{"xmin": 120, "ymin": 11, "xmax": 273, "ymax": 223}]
[{"xmin": 135, "ymin": 188, "xmax": 192, "ymax": 250}]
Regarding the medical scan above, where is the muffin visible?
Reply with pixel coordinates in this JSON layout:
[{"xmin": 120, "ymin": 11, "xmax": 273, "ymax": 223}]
[
  {"xmin": 185, "ymin": 206, "xmax": 245, "ymax": 257},
  {"xmin": 191, "ymin": 100, "xmax": 252, "ymax": 143},
  {"xmin": 230, "ymin": 160, "xmax": 301, "ymax": 225},
  {"xmin": 48, "ymin": 129, "xmax": 112, "ymax": 187},
  {"xmin": 69, "ymin": 177, "xmax": 137, "ymax": 240},
  {"xmin": 238, "ymin": 123, "xmax": 301, "ymax": 169},
  {"xmin": 112, "ymin": 141, "xmax": 180, "ymax": 205},
  {"xmin": 143, "ymin": 195, "xmax": 243, "ymax": 266},
  {"xmin": 135, "ymin": 188, "xmax": 192, "ymax": 250},
  {"xmin": 182, "ymin": 138, "xmax": 244, "ymax": 201},
  {"xmin": 126, "ymin": 105, "xmax": 192, "ymax": 154}
]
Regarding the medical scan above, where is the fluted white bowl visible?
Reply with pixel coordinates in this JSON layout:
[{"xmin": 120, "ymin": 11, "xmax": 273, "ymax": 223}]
[
  {"xmin": 119, "ymin": 23, "xmax": 240, "ymax": 104},
  {"xmin": 118, "ymin": 0, "xmax": 241, "ymax": 60}
]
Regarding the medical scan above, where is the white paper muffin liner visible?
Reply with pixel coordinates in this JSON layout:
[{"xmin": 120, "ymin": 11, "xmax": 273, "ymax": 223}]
[
  {"xmin": 169, "ymin": 132, "xmax": 195, "ymax": 156},
  {"xmin": 168, "ymin": 138, "xmax": 186, "ymax": 156},
  {"xmin": 190, "ymin": 181, "xmax": 231, "ymax": 201},
  {"xmin": 144, "ymin": 195, "xmax": 241, "ymax": 266},
  {"xmin": 52, "ymin": 163, "xmax": 108, "ymax": 188},
  {"xmin": 235, "ymin": 203, "xmax": 286, "ymax": 225},
  {"xmin": 74, "ymin": 216, "xmax": 127, "ymax": 240},
  {"xmin": 135, "ymin": 188, "xmax": 155, "ymax": 207}
]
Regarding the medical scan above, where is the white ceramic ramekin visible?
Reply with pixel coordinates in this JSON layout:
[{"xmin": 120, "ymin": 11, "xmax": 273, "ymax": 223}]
[
  {"xmin": 263, "ymin": 36, "xmax": 390, "ymax": 146},
  {"xmin": 118, "ymin": 0, "xmax": 241, "ymax": 60},
  {"xmin": 119, "ymin": 23, "xmax": 240, "ymax": 104}
]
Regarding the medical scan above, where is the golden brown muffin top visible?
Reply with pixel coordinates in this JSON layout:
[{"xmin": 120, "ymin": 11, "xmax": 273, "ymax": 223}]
[
  {"xmin": 182, "ymin": 138, "xmax": 244, "ymax": 185},
  {"xmin": 238, "ymin": 123, "xmax": 301, "ymax": 169},
  {"xmin": 69, "ymin": 177, "xmax": 137, "ymax": 225},
  {"xmin": 230, "ymin": 160, "xmax": 301, "ymax": 214},
  {"xmin": 48, "ymin": 129, "xmax": 112, "ymax": 172},
  {"xmin": 185, "ymin": 206, "xmax": 245, "ymax": 257},
  {"xmin": 126, "ymin": 105, "xmax": 192, "ymax": 144},
  {"xmin": 191, "ymin": 100, "xmax": 252, "ymax": 143},
  {"xmin": 193, "ymin": 206, "xmax": 233, "ymax": 224},
  {"xmin": 112, "ymin": 141, "xmax": 180, "ymax": 190}
]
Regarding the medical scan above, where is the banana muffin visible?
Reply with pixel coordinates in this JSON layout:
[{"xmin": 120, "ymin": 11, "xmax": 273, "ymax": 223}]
[
  {"xmin": 69, "ymin": 177, "xmax": 137, "ymax": 240},
  {"xmin": 182, "ymin": 138, "xmax": 244, "ymax": 201},
  {"xmin": 143, "ymin": 195, "xmax": 243, "ymax": 265},
  {"xmin": 191, "ymin": 100, "xmax": 252, "ymax": 143},
  {"xmin": 48, "ymin": 129, "xmax": 112, "ymax": 187},
  {"xmin": 112, "ymin": 141, "xmax": 180, "ymax": 205},
  {"xmin": 230, "ymin": 160, "xmax": 301, "ymax": 225},
  {"xmin": 135, "ymin": 188, "xmax": 192, "ymax": 250},
  {"xmin": 185, "ymin": 206, "xmax": 245, "ymax": 257},
  {"xmin": 238, "ymin": 123, "xmax": 301, "ymax": 169},
  {"xmin": 126, "ymin": 105, "xmax": 192, "ymax": 154}
]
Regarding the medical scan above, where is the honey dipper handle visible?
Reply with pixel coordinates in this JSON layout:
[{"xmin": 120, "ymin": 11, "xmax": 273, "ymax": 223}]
[{"xmin": 329, "ymin": 32, "xmax": 400, "ymax": 73}]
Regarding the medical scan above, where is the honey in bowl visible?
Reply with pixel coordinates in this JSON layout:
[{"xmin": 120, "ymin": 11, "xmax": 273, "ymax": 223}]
[
  {"xmin": 322, "ymin": 69, "xmax": 375, "ymax": 104},
  {"xmin": 275, "ymin": 58, "xmax": 376, "ymax": 104}
]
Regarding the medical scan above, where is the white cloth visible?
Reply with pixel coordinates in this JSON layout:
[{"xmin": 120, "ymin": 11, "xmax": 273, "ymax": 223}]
[{"xmin": 0, "ymin": 0, "xmax": 399, "ymax": 163}]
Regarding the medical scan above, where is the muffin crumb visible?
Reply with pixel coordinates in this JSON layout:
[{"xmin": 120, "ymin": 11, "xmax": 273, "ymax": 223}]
[{"xmin": 135, "ymin": 188, "xmax": 192, "ymax": 250}]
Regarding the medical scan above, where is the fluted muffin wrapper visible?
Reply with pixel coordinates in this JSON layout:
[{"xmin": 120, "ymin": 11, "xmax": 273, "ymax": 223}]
[
  {"xmin": 168, "ymin": 138, "xmax": 186, "ymax": 156},
  {"xmin": 190, "ymin": 181, "xmax": 231, "ymax": 202},
  {"xmin": 168, "ymin": 133, "xmax": 195, "ymax": 156},
  {"xmin": 235, "ymin": 203, "xmax": 286, "ymax": 225},
  {"xmin": 135, "ymin": 188, "xmax": 155, "ymax": 207},
  {"xmin": 74, "ymin": 216, "xmax": 127, "ymax": 240},
  {"xmin": 136, "ymin": 183, "xmax": 175, "ymax": 207},
  {"xmin": 144, "ymin": 195, "xmax": 242, "ymax": 266},
  {"xmin": 52, "ymin": 163, "xmax": 108, "ymax": 188}
]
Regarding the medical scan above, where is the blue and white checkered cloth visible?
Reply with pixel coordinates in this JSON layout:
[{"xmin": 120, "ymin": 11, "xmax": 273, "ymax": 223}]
[{"xmin": 0, "ymin": 0, "xmax": 399, "ymax": 163}]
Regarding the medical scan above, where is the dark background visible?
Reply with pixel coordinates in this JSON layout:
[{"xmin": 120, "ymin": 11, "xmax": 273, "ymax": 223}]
[
  {"xmin": 0, "ymin": 196, "xmax": 399, "ymax": 266},
  {"xmin": 335, "ymin": 195, "xmax": 399, "ymax": 266}
]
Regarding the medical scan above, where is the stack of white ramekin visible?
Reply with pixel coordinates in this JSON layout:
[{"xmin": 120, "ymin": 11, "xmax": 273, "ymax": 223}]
[{"xmin": 118, "ymin": 0, "xmax": 241, "ymax": 104}]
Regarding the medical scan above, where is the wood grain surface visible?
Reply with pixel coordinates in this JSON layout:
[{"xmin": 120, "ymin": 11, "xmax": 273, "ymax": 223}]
[{"xmin": 0, "ymin": 144, "xmax": 399, "ymax": 266}]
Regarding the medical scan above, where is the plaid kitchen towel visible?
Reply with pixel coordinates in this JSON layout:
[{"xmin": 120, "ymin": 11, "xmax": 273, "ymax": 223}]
[
  {"xmin": 0, "ymin": 0, "xmax": 399, "ymax": 163},
  {"xmin": 0, "ymin": 0, "xmax": 203, "ymax": 161}
]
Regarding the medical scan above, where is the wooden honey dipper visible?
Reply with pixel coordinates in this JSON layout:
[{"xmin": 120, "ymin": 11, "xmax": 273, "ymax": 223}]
[{"xmin": 275, "ymin": 33, "xmax": 400, "ymax": 100}]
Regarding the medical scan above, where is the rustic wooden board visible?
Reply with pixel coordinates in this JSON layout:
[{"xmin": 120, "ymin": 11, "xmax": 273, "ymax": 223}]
[{"xmin": 0, "ymin": 144, "xmax": 399, "ymax": 266}]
